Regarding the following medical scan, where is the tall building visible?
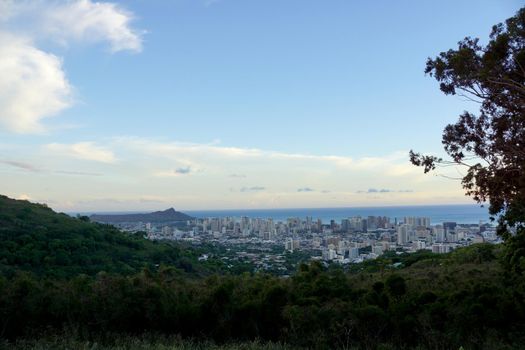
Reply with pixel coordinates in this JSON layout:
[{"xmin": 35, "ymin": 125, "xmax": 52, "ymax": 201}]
[
  {"xmin": 285, "ymin": 238, "xmax": 294, "ymax": 252},
  {"xmin": 306, "ymin": 216, "xmax": 312, "ymax": 231},
  {"xmin": 434, "ymin": 225, "xmax": 445, "ymax": 242},
  {"xmin": 210, "ymin": 218, "xmax": 220, "ymax": 232},
  {"xmin": 443, "ymin": 222, "xmax": 457, "ymax": 234},
  {"xmin": 367, "ymin": 216, "xmax": 377, "ymax": 230},
  {"xmin": 404, "ymin": 217, "xmax": 431, "ymax": 228},
  {"xmin": 285, "ymin": 238, "xmax": 300, "ymax": 252},
  {"xmin": 240, "ymin": 216, "xmax": 250, "ymax": 231},
  {"xmin": 350, "ymin": 216, "xmax": 365, "ymax": 231},
  {"xmin": 397, "ymin": 224, "xmax": 409, "ymax": 245},
  {"xmin": 349, "ymin": 247, "xmax": 360, "ymax": 259},
  {"xmin": 341, "ymin": 219, "xmax": 350, "ymax": 232}
]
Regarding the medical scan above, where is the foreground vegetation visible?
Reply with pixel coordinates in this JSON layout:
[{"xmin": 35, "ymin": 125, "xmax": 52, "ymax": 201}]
[
  {"xmin": 1, "ymin": 189, "xmax": 525, "ymax": 350},
  {"xmin": 1, "ymin": 195, "xmax": 524, "ymax": 349},
  {"xmin": 0, "ymin": 334, "xmax": 290, "ymax": 350},
  {"xmin": 1, "ymin": 240, "xmax": 524, "ymax": 349}
]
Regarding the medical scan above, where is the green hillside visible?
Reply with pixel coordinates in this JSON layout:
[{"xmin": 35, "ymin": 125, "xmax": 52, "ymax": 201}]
[
  {"xmin": 1, "ymin": 195, "xmax": 525, "ymax": 349},
  {"xmin": 0, "ymin": 195, "xmax": 213, "ymax": 278}
]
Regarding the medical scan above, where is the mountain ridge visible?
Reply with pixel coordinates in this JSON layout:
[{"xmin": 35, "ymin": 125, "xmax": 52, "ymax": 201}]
[{"xmin": 90, "ymin": 207, "xmax": 193, "ymax": 223}]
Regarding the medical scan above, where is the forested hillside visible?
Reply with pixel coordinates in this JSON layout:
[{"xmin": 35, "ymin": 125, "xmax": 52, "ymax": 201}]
[
  {"xmin": 1, "ymin": 196, "xmax": 525, "ymax": 349},
  {"xmin": 0, "ymin": 195, "xmax": 217, "ymax": 278}
]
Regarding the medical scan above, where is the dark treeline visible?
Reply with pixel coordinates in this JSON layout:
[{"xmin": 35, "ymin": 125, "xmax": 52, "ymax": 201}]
[
  {"xmin": 2, "ymin": 196, "xmax": 525, "ymax": 349},
  {"xmin": 1, "ymin": 245, "xmax": 525, "ymax": 350}
]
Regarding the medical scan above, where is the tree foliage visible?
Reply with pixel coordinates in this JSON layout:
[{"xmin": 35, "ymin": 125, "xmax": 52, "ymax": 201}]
[
  {"xmin": 410, "ymin": 7, "xmax": 525, "ymax": 272},
  {"xmin": 1, "ymin": 193, "xmax": 521, "ymax": 348},
  {"xmin": 0, "ymin": 195, "xmax": 219, "ymax": 278},
  {"xmin": 0, "ymin": 254, "xmax": 523, "ymax": 349}
]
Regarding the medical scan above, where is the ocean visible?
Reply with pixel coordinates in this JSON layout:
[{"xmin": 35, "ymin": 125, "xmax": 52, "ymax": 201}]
[{"xmin": 185, "ymin": 204, "xmax": 492, "ymax": 225}]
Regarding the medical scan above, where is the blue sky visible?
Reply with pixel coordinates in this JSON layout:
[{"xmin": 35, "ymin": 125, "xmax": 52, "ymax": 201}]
[{"xmin": 0, "ymin": 0, "xmax": 522, "ymax": 211}]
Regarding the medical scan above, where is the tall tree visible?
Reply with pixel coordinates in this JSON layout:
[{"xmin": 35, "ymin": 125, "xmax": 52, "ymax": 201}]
[{"xmin": 410, "ymin": 8, "xmax": 525, "ymax": 273}]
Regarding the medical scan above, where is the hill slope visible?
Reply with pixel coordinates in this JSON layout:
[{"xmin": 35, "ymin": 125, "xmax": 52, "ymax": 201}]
[
  {"xmin": 0, "ymin": 195, "xmax": 209, "ymax": 278},
  {"xmin": 1, "ymin": 195, "xmax": 525, "ymax": 349}
]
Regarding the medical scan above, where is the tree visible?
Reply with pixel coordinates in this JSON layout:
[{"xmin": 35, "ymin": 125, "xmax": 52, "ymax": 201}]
[{"xmin": 410, "ymin": 8, "xmax": 525, "ymax": 273}]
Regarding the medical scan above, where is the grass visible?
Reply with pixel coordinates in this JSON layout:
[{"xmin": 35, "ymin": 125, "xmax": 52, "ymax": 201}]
[{"xmin": 0, "ymin": 334, "xmax": 294, "ymax": 350}]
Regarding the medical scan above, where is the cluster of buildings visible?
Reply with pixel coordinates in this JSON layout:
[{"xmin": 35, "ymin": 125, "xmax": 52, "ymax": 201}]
[{"xmin": 132, "ymin": 214, "xmax": 500, "ymax": 265}]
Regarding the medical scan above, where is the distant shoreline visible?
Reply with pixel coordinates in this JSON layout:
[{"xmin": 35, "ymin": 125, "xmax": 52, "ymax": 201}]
[{"xmin": 71, "ymin": 203, "xmax": 491, "ymax": 225}]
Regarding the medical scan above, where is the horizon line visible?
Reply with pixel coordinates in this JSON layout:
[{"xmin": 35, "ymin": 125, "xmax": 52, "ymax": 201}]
[{"xmin": 67, "ymin": 202, "xmax": 486, "ymax": 215}]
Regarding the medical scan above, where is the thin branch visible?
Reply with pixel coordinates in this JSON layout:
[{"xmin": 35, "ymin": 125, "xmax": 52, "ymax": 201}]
[
  {"xmin": 435, "ymin": 174, "xmax": 462, "ymax": 180},
  {"xmin": 454, "ymin": 166, "xmax": 466, "ymax": 178},
  {"xmin": 514, "ymin": 57, "xmax": 525, "ymax": 76},
  {"xmin": 457, "ymin": 93, "xmax": 483, "ymax": 104},
  {"xmin": 462, "ymin": 85, "xmax": 489, "ymax": 99},
  {"xmin": 486, "ymin": 78, "xmax": 525, "ymax": 95}
]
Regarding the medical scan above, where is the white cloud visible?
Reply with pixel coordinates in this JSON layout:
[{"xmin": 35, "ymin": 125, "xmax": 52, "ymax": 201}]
[
  {"xmin": 0, "ymin": 33, "xmax": 73, "ymax": 133},
  {"xmin": 1, "ymin": 0, "xmax": 143, "ymax": 53},
  {"xmin": 113, "ymin": 137, "xmax": 413, "ymax": 174},
  {"xmin": 1, "ymin": 136, "xmax": 465, "ymax": 211},
  {"xmin": 0, "ymin": 0, "xmax": 143, "ymax": 133},
  {"xmin": 42, "ymin": 0, "xmax": 143, "ymax": 53},
  {"xmin": 46, "ymin": 142, "xmax": 116, "ymax": 163}
]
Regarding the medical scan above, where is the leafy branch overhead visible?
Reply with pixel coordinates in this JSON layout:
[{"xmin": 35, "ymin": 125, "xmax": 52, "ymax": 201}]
[{"xmin": 411, "ymin": 7, "xmax": 525, "ymax": 224}]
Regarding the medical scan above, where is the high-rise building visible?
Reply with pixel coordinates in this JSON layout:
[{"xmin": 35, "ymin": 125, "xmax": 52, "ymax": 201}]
[
  {"xmin": 433, "ymin": 225, "xmax": 445, "ymax": 242},
  {"xmin": 285, "ymin": 238, "xmax": 294, "ymax": 252},
  {"xmin": 443, "ymin": 222, "xmax": 457, "ymax": 234},
  {"xmin": 397, "ymin": 224, "xmax": 409, "ymax": 245},
  {"xmin": 349, "ymin": 247, "xmax": 360, "ymax": 259},
  {"xmin": 341, "ymin": 219, "xmax": 350, "ymax": 232},
  {"xmin": 210, "ymin": 218, "xmax": 220, "ymax": 232},
  {"xmin": 404, "ymin": 217, "xmax": 431, "ymax": 228},
  {"xmin": 240, "ymin": 216, "xmax": 250, "ymax": 231}
]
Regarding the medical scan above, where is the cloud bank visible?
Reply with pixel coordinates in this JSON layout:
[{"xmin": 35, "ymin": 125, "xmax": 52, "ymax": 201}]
[
  {"xmin": 0, "ymin": 137, "xmax": 466, "ymax": 211},
  {"xmin": 0, "ymin": 34, "xmax": 72, "ymax": 133},
  {"xmin": 42, "ymin": 0, "xmax": 143, "ymax": 53},
  {"xmin": 45, "ymin": 142, "xmax": 116, "ymax": 163},
  {"xmin": 0, "ymin": 0, "xmax": 143, "ymax": 134}
]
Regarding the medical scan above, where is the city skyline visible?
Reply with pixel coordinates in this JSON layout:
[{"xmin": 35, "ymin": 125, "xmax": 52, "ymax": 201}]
[
  {"xmin": 99, "ymin": 208, "xmax": 499, "ymax": 268},
  {"xmin": 0, "ymin": 0, "xmax": 522, "ymax": 211}
]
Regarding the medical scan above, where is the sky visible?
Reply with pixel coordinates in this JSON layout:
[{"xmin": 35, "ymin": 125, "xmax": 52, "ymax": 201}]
[{"xmin": 0, "ymin": 0, "xmax": 522, "ymax": 212}]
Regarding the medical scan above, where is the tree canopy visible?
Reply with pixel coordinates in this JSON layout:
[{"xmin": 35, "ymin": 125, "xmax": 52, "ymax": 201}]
[
  {"xmin": 0, "ymin": 195, "xmax": 221, "ymax": 278},
  {"xmin": 410, "ymin": 7, "xmax": 525, "ymax": 273}
]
